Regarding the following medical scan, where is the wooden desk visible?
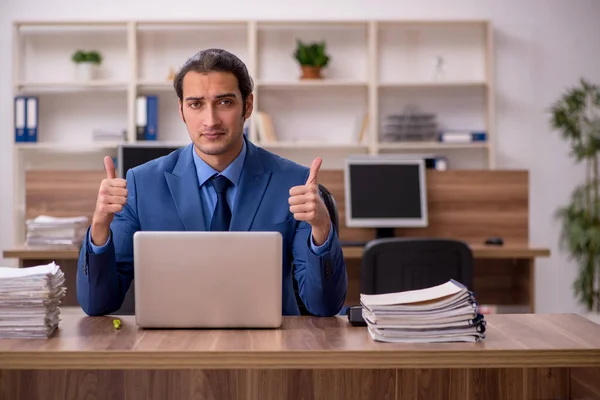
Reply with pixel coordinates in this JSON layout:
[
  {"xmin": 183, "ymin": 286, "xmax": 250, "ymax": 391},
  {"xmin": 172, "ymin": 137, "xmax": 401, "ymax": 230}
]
[
  {"xmin": 341, "ymin": 243, "xmax": 551, "ymax": 260},
  {"xmin": 342, "ymin": 243, "xmax": 551, "ymax": 313},
  {"xmin": 8, "ymin": 169, "xmax": 549, "ymax": 313},
  {"xmin": 3, "ymin": 245, "xmax": 80, "ymax": 261},
  {"xmin": 3, "ymin": 243, "xmax": 550, "ymax": 313},
  {"xmin": 0, "ymin": 308, "xmax": 599, "ymax": 400},
  {"xmin": 2, "ymin": 243, "xmax": 552, "ymax": 261}
]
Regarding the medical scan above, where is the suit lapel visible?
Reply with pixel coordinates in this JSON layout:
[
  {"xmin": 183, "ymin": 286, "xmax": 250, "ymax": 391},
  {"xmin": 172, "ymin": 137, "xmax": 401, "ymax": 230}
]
[
  {"xmin": 164, "ymin": 144, "xmax": 206, "ymax": 231},
  {"xmin": 230, "ymin": 138, "xmax": 272, "ymax": 231}
]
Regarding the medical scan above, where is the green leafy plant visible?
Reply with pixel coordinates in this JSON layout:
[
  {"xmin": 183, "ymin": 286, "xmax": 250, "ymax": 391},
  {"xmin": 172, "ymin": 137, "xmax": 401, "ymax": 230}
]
[
  {"xmin": 293, "ymin": 40, "xmax": 330, "ymax": 68},
  {"xmin": 551, "ymin": 78, "xmax": 600, "ymax": 312},
  {"xmin": 71, "ymin": 50, "xmax": 102, "ymax": 64}
]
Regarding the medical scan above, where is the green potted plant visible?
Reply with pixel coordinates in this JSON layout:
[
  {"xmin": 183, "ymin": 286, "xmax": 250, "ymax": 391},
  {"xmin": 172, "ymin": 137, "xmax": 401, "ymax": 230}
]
[
  {"xmin": 550, "ymin": 78, "xmax": 600, "ymax": 321},
  {"xmin": 293, "ymin": 39, "xmax": 330, "ymax": 80},
  {"xmin": 71, "ymin": 50, "xmax": 103, "ymax": 81}
]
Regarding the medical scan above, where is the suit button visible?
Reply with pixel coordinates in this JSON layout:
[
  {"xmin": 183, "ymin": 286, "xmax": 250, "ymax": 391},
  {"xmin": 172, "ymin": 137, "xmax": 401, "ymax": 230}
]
[{"xmin": 324, "ymin": 260, "xmax": 332, "ymax": 279}]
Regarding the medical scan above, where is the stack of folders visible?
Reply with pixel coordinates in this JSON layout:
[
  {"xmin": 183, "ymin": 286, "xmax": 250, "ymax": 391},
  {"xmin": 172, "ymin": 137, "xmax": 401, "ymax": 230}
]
[
  {"xmin": 360, "ymin": 280, "xmax": 486, "ymax": 343},
  {"xmin": 25, "ymin": 215, "xmax": 88, "ymax": 246},
  {"xmin": 0, "ymin": 262, "xmax": 66, "ymax": 338}
]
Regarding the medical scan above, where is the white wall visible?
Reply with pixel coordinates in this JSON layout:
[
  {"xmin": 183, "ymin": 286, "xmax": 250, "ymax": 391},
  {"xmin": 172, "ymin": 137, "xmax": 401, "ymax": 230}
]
[{"xmin": 1, "ymin": 0, "xmax": 599, "ymax": 314}]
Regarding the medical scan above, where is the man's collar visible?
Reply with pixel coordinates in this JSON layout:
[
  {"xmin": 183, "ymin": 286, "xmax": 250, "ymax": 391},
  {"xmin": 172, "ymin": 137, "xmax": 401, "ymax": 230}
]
[{"xmin": 192, "ymin": 138, "xmax": 247, "ymax": 187}]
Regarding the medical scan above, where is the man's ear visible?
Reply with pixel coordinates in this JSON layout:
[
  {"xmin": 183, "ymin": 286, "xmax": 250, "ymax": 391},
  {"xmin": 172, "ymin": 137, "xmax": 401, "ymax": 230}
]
[
  {"xmin": 243, "ymin": 93, "xmax": 254, "ymax": 120},
  {"xmin": 178, "ymin": 99, "xmax": 186, "ymax": 123}
]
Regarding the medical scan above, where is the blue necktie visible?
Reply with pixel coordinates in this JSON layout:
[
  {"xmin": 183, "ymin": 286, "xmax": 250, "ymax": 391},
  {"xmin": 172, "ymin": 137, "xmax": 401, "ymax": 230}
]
[{"xmin": 210, "ymin": 175, "xmax": 232, "ymax": 231}]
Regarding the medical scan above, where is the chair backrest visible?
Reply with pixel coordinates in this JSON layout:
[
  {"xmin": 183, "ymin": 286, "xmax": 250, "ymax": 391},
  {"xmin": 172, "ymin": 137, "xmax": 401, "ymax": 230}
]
[
  {"xmin": 293, "ymin": 183, "xmax": 340, "ymax": 315},
  {"xmin": 115, "ymin": 283, "xmax": 136, "ymax": 315},
  {"xmin": 318, "ymin": 183, "xmax": 339, "ymax": 235},
  {"xmin": 360, "ymin": 237, "xmax": 473, "ymax": 295}
]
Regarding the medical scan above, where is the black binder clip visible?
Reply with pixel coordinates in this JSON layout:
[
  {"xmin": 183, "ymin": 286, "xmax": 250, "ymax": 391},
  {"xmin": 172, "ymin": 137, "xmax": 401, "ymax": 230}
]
[{"xmin": 347, "ymin": 305, "xmax": 367, "ymax": 327}]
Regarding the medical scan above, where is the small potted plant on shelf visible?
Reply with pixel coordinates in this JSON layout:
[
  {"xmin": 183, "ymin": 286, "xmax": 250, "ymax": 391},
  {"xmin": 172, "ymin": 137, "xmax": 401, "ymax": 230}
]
[
  {"xmin": 293, "ymin": 39, "xmax": 330, "ymax": 80},
  {"xmin": 71, "ymin": 50, "xmax": 103, "ymax": 81},
  {"xmin": 550, "ymin": 78, "xmax": 600, "ymax": 323}
]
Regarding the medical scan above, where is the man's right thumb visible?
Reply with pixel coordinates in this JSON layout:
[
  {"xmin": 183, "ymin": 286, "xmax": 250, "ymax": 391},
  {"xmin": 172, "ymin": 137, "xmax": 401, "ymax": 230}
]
[{"xmin": 104, "ymin": 156, "xmax": 116, "ymax": 179}]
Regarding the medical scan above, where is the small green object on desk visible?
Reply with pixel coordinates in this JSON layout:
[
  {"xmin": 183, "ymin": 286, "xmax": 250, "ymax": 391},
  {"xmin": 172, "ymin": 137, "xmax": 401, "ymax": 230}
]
[{"xmin": 113, "ymin": 319, "xmax": 121, "ymax": 330}]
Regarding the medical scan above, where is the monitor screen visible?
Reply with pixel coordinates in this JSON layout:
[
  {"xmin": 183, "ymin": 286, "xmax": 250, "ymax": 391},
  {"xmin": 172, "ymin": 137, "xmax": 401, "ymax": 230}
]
[
  {"xmin": 117, "ymin": 144, "xmax": 183, "ymax": 178},
  {"xmin": 344, "ymin": 156, "xmax": 428, "ymax": 228}
]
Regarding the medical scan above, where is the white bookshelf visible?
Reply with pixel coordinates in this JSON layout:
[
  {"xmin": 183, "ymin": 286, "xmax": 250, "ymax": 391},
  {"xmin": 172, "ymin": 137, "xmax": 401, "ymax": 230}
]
[
  {"xmin": 10, "ymin": 18, "xmax": 496, "ymax": 242},
  {"xmin": 14, "ymin": 142, "xmax": 125, "ymax": 152},
  {"xmin": 378, "ymin": 141, "xmax": 488, "ymax": 150},
  {"xmin": 15, "ymin": 81, "xmax": 129, "ymax": 93},
  {"xmin": 256, "ymin": 80, "xmax": 368, "ymax": 89}
]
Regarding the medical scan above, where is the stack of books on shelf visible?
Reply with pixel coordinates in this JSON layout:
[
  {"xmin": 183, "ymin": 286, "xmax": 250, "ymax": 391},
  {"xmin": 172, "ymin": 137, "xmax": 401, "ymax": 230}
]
[
  {"xmin": 0, "ymin": 262, "xmax": 66, "ymax": 338},
  {"xmin": 361, "ymin": 280, "xmax": 486, "ymax": 343},
  {"xmin": 25, "ymin": 215, "xmax": 88, "ymax": 246},
  {"xmin": 254, "ymin": 111, "xmax": 278, "ymax": 143},
  {"xmin": 380, "ymin": 107, "xmax": 438, "ymax": 143}
]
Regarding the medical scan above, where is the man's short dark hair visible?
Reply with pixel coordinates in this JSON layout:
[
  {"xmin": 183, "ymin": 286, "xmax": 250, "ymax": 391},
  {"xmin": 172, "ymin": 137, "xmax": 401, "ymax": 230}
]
[{"xmin": 173, "ymin": 48, "xmax": 254, "ymax": 114}]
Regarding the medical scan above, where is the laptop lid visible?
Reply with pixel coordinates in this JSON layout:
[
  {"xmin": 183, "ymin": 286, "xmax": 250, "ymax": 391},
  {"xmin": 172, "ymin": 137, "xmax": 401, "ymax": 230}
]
[{"xmin": 133, "ymin": 231, "xmax": 283, "ymax": 328}]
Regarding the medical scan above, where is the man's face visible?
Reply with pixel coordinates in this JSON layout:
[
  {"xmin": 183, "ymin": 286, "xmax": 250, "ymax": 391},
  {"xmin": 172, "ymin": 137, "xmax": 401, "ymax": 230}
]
[{"xmin": 178, "ymin": 71, "xmax": 252, "ymax": 158}]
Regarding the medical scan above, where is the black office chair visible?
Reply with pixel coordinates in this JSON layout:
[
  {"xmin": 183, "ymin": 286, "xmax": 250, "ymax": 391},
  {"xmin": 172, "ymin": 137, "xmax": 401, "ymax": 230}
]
[
  {"xmin": 360, "ymin": 237, "xmax": 473, "ymax": 295},
  {"xmin": 318, "ymin": 184, "xmax": 339, "ymax": 236},
  {"xmin": 293, "ymin": 183, "xmax": 340, "ymax": 316},
  {"xmin": 348, "ymin": 237, "xmax": 474, "ymax": 326},
  {"xmin": 115, "ymin": 283, "xmax": 136, "ymax": 315}
]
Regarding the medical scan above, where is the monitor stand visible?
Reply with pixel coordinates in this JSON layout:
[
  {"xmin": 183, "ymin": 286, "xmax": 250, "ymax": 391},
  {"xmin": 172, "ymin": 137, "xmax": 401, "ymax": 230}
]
[
  {"xmin": 340, "ymin": 228, "xmax": 395, "ymax": 247},
  {"xmin": 375, "ymin": 227, "xmax": 395, "ymax": 239}
]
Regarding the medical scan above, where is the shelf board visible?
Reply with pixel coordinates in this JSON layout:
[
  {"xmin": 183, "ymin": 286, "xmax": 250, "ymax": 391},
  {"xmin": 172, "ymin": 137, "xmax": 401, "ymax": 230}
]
[
  {"xmin": 15, "ymin": 81, "xmax": 129, "ymax": 93},
  {"xmin": 258, "ymin": 141, "xmax": 368, "ymax": 150},
  {"xmin": 257, "ymin": 20, "xmax": 368, "ymax": 29},
  {"xmin": 16, "ymin": 20, "xmax": 128, "ymax": 27},
  {"xmin": 377, "ymin": 19, "xmax": 490, "ymax": 26},
  {"xmin": 378, "ymin": 81, "xmax": 487, "ymax": 88},
  {"xmin": 123, "ymin": 140, "xmax": 190, "ymax": 148},
  {"xmin": 15, "ymin": 140, "xmax": 366, "ymax": 153},
  {"xmin": 256, "ymin": 80, "xmax": 367, "ymax": 89},
  {"xmin": 14, "ymin": 142, "xmax": 124, "ymax": 152},
  {"xmin": 378, "ymin": 141, "xmax": 488, "ymax": 150},
  {"xmin": 136, "ymin": 80, "xmax": 175, "ymax": 91},
  {"xmin": 137, "ymin": 21, "xmax": 247, "ymax": 30}
]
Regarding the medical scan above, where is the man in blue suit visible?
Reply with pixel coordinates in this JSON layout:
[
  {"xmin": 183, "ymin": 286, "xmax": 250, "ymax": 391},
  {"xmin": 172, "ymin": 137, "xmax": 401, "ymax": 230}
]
[{"xmin": 76, "ymin": 48, "xmax": 347, "ymax": 317}]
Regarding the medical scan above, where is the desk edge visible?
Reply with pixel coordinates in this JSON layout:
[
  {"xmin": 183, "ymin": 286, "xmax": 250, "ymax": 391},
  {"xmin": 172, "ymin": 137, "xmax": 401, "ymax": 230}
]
[{"xmin": 1, "ymin": 349, "xmax": 598, "ymax": 370}]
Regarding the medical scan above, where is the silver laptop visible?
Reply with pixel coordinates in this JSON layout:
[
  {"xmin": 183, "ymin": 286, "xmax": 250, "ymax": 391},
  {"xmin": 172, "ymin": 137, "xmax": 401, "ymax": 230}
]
[{"xmin": 133, "ymin": 231, "xmax": 283, "ymax": 328}]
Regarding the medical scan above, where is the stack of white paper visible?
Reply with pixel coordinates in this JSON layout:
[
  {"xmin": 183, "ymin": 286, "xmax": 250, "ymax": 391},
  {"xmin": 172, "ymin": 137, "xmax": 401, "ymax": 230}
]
[
  {"xmin": 25, "ymin": 215, "xmax": 88, "ymax": 246},
  {"xmin": 360, "ymin": 280, "xmax": 486, "ymax": 343},
  {"xmin": 0, "ymin": 262, "xmax": 66, "ymax": 338}
]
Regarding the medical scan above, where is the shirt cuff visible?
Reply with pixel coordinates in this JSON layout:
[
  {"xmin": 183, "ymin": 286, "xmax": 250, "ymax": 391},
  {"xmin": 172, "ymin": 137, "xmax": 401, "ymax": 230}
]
[
  {"xmin": 89, "ymin": 231, "xmax": 111, "ymax": 253},
  {"xmin": 310, "ymin": 223, "xmax": 334, "ymax": 255}
]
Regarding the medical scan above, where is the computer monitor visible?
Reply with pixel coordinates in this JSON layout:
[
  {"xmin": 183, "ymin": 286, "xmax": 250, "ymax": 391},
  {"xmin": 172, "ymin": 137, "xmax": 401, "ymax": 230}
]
[
  {"xmin": 344, "ymin": 155, "xmax": 428, "ymax": 239},
  {"xmin": 117, "ymin": 143, "xmax": 184, "ymax": 179}
]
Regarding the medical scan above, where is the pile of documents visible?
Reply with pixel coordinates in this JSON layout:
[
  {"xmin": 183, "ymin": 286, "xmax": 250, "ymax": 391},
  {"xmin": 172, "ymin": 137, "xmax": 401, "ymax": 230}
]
[
  {"xmin": 0, "ymin": 262, "xmax": 66, "ymax": 338},
  {"xmin": 361, "ymin": 280, "xmax": 486, "ymax": 343},
  {"xmin": 25, "ymin": 215, "xmax": 88, "ymax": 246}
]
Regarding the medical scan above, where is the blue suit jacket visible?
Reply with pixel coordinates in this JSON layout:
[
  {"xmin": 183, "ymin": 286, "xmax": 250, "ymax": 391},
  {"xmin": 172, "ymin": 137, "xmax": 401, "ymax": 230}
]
[{"xmin": 76, "ymin": 138, "xmax": 348, "ymax": 317}]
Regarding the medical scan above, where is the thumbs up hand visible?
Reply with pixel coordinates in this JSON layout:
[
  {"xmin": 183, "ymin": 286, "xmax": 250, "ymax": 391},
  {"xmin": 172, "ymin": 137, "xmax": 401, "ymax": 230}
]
[
  {"xmin": 289, "ymin": 157, "xmax": 331, "ymax": 246},
  {"xmin": 91, "ymin": 156, "xmax": 128, "ymax": 246}
]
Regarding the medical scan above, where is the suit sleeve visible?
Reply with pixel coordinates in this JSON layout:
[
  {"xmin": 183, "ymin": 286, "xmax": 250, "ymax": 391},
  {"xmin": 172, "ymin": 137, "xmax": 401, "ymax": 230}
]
[
  {"xmin": 76, "ymin": 169, "xmax": 140, "ymax": 316},
  {"xmin": 309, "ymin": 223, "xmax": 334, "ymax": 255},
  {"xmin": 292, "ymin": 219, "xmax": 348, "ymax": 317}
]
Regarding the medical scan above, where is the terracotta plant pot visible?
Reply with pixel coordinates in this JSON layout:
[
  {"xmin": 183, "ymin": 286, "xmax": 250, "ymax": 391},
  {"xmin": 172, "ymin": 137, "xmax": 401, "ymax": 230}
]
[{"xmin": 300, "ymin": 66, "xmax": 322, "ymax": 80}]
